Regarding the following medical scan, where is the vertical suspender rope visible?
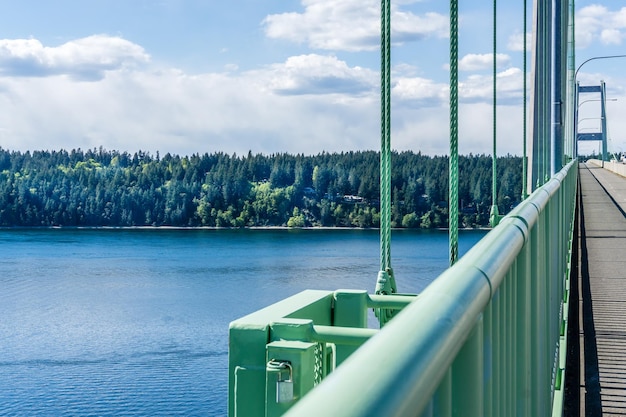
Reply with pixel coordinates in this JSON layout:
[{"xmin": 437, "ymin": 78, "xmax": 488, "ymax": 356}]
[
  {"xmin": 449, "ymin": 0, "xmax": 459, "ymax": 266},
  {"xmin": 571, "ymin": 0, "xmax": 576, "ymax": 159},
  {"xmin": 489, "ymin": 0, "xmax": 500, "ymax": 227},
  {"xmin": 522, "ymin": 0, "xmax": 528, "ymax": 199},
  {"xmin": 380, "ymin": 0, "xmax": 392, "ymax": 274},
  {"xmin": 540, "ymin": 1, "xmax": 553, "ymax": 184},
  {"xmin": 375, "ymin": 0, "xmax": 396, "ymax": 327}
]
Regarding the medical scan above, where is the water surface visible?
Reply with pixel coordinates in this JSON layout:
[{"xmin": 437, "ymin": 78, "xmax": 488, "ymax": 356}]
[{"xmin": 0, "ymin": 228, "xmax": 486, "ymax": 416}]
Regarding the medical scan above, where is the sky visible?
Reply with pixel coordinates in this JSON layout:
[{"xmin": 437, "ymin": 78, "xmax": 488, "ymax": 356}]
[{"xmin": 0, "ymin": 0, "xmax": 624, "ymax": 157}]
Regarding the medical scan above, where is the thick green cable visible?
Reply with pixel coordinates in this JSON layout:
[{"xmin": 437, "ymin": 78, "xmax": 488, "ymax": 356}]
[
  {"xmin": 375, "ymin": 0, "xmax": 395, "ymax": 327},
  {"xmin": 490, "ymin": 0, "xmax": 500, "ymax": 227},
  {"xmin": 491, "ymin": 0, "xmax": 497, "ymax": 203},
  {"xmin": 543, "ymin": 1, "xmax": 550, "ymax": 183},
  {"xmin": 522, "ymin": 0, "xmax": 528, "ymax": 199},
  {"xmin": 449, "ymin": 0, "xmax": 459, "ymax": 266},
  {"xmin": 379, "ymin": 0, "xmax": 391, "ymax": 273},
  {"xmin": 571, "ymin": 0, "xmax": 576, "ymax": 159}
]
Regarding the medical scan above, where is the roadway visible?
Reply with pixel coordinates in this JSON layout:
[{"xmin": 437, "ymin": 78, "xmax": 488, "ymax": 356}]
[{"xmin": 577, "ymin": 163, "xmax": 626, "ymax": 416}]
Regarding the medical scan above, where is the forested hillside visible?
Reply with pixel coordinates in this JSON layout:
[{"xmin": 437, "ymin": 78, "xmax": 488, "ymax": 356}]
[{"xmin": 0, "ymin": 148, "xmax": 522, "ymax": 228}]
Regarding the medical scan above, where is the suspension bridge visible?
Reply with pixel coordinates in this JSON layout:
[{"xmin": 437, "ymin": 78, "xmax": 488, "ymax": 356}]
[{"xmin": 228, "ymin": 1, "xmax": 626, "ymax": 415}]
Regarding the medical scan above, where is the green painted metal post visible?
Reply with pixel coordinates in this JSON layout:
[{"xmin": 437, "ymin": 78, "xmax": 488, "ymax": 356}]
[
  {"xmin": 483, "ymin": 305, "xmax": 493, "ymax": 417},
  {"xmin": 539, "ymin": 202, "xmax": 550, "ymax": 415},
  {"xmin": 530, "ymin": 208, "xmax": 539, "ymax": 416},
  {"xmin": 452, "ymin": 319, "xmax": 484, "ymax": 416},
  {"xmin": 503, "ymin": 266, "xmax": 517, "ymax": 416},
  {"xmin": 516, "ymin": 243, "xmax": 531, "ymax": 415},
  {"xmin": 265, "ymin": 341, "xmax": 318, "ymax": 417},
  {"xmin": 434, "ymin": 371, "xmax": 452, "ymax": 417},
  {"xmin": 333, "ymin": 290, "xmax": 368, "ymax": 328},
  {"xmin": 333, "ymin": 290, "xmax": 368, "ymax": 363},
  {"xmin": 497, "ymin": 288, "xmax": 505, "ymax": 416}
]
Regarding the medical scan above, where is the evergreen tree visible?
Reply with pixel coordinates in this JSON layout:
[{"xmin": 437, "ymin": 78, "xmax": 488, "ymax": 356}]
[{"xmin": 0, "ymin": 147, "xmax": 522, "ymax": 229}]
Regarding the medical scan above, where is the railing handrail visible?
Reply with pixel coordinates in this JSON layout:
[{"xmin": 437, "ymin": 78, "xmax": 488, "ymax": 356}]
[{"xmin": 284, "ymin": 160, "xmax": 578, "ymax": 417}]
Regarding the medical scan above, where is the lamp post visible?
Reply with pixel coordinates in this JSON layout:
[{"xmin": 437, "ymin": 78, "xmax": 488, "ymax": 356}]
[
  {"xmin": 575, "ymin": 55, "xmax": 626, "ymax": 81},
  {"xmin": 578, "ymin": 98, "xmax": 617, "ymax": 108}
]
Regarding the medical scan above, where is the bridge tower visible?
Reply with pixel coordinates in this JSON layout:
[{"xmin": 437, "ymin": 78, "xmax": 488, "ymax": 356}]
[
  {"xmin": 575, "ymin": 81, "xmax": 608, "ymax": 162},
  {"xmin": 527, "ymin": 0, "xmax": 573, "ymax": 193}
]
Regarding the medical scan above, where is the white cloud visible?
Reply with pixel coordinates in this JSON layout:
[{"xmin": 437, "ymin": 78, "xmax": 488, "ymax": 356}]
[
  {"xmin": 392, "ymin": 101, "xmax": 524, "ymax": 157},
  {"xmin": 600, "ymin": 28, "xmax": 623, "ymax": 45},
  {"xmin": 459, "ymin": 53, "xmax": 511, "ymax": 72},
  {"xmin": 0, "ymin": 33, "xmax": 530, "ymax": 159},
  {"xmin": 0, "ymin": 35, "xmax": 149, "ymax": 80},
  {"xmin": 259, "ymin": 54, "xmax": 377, "ymax": 95},
  {"xmin": 458, "ymin": 102, "xmax": 524, "ymax": 156},
  {"xmin": 576, "ymin": 5, "xmax": 626, "ymax": 48},
  {"xmin": 263, "ymin": 0, "xmax": 447, "ymax": 52},
  {"xmin": 0, "ymin": 61, "xmax": 526, "ymax": 157},
  {"xmin": 393, "ymin": 77, "xmax": 447, "ymax": 103},
  {"xmin": 0, "ymin": 51, "xmax": 381, "ymax": 156},
  {"xmin": 459, "ymin": 68, "xmax": 523, "ymax": 103},
  {"xmin": 507, "ymin": 32, "xmax": 531, "ymax": 52}
]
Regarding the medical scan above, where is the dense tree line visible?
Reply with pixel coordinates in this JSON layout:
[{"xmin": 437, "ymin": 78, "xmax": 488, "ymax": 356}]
[{"xmin": 0, "ymin": 147, "xmax": 522, "ymax": 228}]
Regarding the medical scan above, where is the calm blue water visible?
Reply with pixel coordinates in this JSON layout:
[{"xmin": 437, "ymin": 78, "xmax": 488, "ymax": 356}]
[{"xmin": 0, "ymin": 228, "xmax": 486, "ymax": 416}]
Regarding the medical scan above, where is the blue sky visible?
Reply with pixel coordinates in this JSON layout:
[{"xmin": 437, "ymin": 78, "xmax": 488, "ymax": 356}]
[{"xmin": 0, "ymin": 0, "xmax": 624, "ymax": 157}]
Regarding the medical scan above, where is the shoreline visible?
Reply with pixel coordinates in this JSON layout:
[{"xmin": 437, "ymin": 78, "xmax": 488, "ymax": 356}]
[{"xmin": 0, "ymin": 225, "xmax": 492, "ymax": 232}]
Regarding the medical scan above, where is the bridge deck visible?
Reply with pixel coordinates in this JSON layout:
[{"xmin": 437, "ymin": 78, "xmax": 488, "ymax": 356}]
[{"xmin": 578, "ymin": 163, "xmax": 626, "ymax": 416}]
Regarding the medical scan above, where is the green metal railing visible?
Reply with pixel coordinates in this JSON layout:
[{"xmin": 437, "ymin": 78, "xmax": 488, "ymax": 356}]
[
  {"xmin": 229, "ymin": 0, "xmax": 577, "ymax": 414},
  {"xmin": 280, "ymin": 160, "xmax": 578, "ymax": 417}
]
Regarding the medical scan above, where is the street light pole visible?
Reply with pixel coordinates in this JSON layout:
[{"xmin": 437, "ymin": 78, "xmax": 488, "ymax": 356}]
[
  {"xmin": 574, "ymin": 55, "xmax": 626, "ymax": 81},
  {"xmin": 578, "ymin": 98, "xmax": 617, "ymax": 108}
]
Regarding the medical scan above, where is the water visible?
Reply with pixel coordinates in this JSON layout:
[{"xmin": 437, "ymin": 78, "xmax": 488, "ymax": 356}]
[{"xmin": 0, "ymin": 228, "xmax": 486, "ymax": 416}]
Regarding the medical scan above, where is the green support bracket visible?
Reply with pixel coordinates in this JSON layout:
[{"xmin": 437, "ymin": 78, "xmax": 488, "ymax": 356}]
[
  {"xmin": 333, "ymin": 290, "xmax": 368, "ymax": 328},
  {"xmin": 489, "ymin": 204, "xmax": 503, "ymax": 227},
  {"xmin": 228, "ymin": 289, "xmax": 414, "ymax": 417},
  {"xmin": 228, "ymin": 290, "xmax": 333, "ymax": 417},
  {"xmin": 265, "ymin": 341, "xmax": 319, "ymax": 417}
]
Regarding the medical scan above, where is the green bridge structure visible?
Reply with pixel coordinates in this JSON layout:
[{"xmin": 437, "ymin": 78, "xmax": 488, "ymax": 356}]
[{"xmin": 228, "ymin": 1, "xmax": 626, "ymax": 416}]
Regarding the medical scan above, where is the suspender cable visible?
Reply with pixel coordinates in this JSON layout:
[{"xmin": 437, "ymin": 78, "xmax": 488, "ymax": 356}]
[
  {"xmin": 449, "ymin": 0, "xmax": 459, "ymax": 266},
  {"xmin": 522, "ymin": 0, "xmax": 528, "ymax": 199},
  {"xmin": 541, "ymin": 1, "xmax": 553, "ymax": 184},
  {"xmin": 570, "ymin": 0, "xmax": 576, "ymax": 159},
  {"xmin": 489, "ymin": 0, "xmax": 500, "ymax": 227},
  {"xmin": 379, "ymin": 0, "xmax": 392, "ymax": 274},
  {"xmin": 374, "ymin": 0, "xmax": 396, "ymax": 327}
]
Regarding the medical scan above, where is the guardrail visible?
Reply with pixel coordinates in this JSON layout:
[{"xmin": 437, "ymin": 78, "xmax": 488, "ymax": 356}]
[
  {"xmin": 283, "ymin": 160, "xmax": 578, "ymax": 417},
  {"xmin": 588, "ymin": 158, "xmax": 626, "ymax": 178}
]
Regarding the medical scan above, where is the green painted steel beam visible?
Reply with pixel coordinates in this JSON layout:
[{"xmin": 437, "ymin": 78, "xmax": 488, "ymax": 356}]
[
  {"xmin": 311, "ymin": 326, "xmax": 377, "ymax": 346},
  {"xmin": 366, "ymin": 294, "xmax": 416, "ymax": 309}
]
